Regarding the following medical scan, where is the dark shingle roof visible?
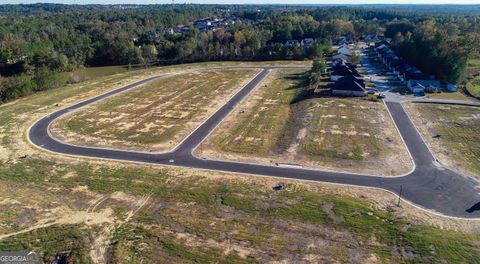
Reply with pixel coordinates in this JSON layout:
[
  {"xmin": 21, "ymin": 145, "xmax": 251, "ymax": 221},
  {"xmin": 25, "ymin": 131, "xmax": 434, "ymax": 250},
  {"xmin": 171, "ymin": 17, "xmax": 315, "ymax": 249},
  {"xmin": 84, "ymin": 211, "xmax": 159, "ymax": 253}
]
[
  {"xmin": 329, "ymin": 64, "xmax": 361, "ymax": 77},
  {"xmin": 333, "ymin": 78, "xmax": 365, "ymax": 92},
  {"xmin": 337, "ymin": 75, "xmax": 365, "ymax": 87}
]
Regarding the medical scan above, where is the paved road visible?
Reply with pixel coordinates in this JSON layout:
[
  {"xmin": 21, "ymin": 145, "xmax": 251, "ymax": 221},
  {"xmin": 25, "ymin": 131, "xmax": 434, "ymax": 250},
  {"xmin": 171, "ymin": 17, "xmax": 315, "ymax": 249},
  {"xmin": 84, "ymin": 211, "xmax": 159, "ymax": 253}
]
[{"xmin": 29, "ymin": 66, "xmax": 480, "ymax": 218}]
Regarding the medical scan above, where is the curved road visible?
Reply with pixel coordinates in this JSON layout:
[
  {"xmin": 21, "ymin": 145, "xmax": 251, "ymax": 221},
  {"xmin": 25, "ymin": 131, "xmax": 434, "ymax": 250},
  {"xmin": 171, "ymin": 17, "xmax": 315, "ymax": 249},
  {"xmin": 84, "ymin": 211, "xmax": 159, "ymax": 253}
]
[{"xmin": 29, "ymin": 66, "xmax": 480, "ymax": 219}]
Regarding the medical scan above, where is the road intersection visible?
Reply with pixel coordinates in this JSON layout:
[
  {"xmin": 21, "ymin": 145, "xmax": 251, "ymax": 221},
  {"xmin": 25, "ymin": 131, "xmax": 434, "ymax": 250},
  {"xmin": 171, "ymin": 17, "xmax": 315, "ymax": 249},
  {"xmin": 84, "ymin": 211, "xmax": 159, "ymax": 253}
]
[{"xmin": 29, "ymin": 66, "xmax": 480, "ymax": 219}]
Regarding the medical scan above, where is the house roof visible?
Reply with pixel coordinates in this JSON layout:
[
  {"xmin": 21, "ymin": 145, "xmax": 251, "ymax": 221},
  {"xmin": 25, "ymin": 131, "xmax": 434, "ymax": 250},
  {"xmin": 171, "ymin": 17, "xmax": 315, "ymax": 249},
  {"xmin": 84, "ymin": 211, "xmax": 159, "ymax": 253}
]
[
  {"xmin": 410, "ymin": 83, "xmax": 425, "ymax": 89},
  {"xmin": 286, "ymin": 40, "xmax": 300, "ymax": 46},
  {"xmin": 338, "ymin": 47, "xmax": 351, "ymax": 53},
  {"xmin": 337, "ymin": 75, "xmax": 365, "ymax": 86},
  {"xmin": 333, "ymin": 78, "xmax": 365, "ymax": 92},
  {"xmin": 405, "ymin": 72, "xmax": 431, "ymax": 81},
  {"xmin": 332, "ymin": 58, "xmax": 347, "ymax": 67},
  {"xmin": 408, "ymin": 80, "xmax": 441, "ymax": 88},
  {"xmin": 374, "ymin": 40, "xmax": 390, "ymax": 48},
  {"xmin": 332, "ymin": 53, "xmax": 349, "ymax": 60},
  {"xmin": 330, "ymin": 65, "xmax": 361, "ymax": 78},
  {"xmin": 301, "ymin": 38, "xmax": 314, "ymax": 45}
]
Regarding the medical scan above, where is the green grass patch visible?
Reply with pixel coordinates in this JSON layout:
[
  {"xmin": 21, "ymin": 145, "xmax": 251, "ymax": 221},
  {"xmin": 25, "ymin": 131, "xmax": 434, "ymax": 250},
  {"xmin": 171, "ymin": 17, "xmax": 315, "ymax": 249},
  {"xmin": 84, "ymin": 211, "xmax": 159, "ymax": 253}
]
[
  {"xmin": 112, "ymin": 224, "xmax": 249, "ymax": 263},
  {"xmin": 0, "ymin": 224, "xmax": 92, "ymax": 263},
  {"xmin": 466, "ymin": 76, "xmax": 480, "ymax": 97},
  {"xmin": 222, "ymin": 195, "xmax": 257, "ymax": 213},
  {"xmin": 61, "ymin": 65, "xmax": 132, "ymax": 83}
]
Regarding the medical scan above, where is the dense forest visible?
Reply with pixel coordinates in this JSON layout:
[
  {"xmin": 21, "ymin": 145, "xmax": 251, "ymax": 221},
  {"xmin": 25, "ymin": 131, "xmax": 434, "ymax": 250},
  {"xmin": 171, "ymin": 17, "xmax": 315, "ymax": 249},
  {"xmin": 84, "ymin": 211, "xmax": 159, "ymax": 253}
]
[{"xmin": 0, "ymin": 4, "xmax": 479, "ymax": 102}]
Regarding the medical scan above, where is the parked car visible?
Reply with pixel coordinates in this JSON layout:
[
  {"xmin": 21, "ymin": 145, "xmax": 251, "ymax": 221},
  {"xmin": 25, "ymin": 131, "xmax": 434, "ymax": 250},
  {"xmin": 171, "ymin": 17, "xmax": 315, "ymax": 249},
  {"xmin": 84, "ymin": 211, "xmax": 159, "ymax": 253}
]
[
  {"xmin": 377, "ymin": 93, "xmax": 386, "ymax": 99},
  {"xmin": 367, "ymin": 90, "xmax": 376, "ymax": 95}
]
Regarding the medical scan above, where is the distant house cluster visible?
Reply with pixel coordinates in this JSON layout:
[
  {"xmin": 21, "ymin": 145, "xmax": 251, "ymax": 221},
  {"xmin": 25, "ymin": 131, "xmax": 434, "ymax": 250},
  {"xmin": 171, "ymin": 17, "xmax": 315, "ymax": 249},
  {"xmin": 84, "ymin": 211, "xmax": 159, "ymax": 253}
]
[
  {"xmin": 333, "ymin": 36, "xmax": 356, "ymax": 46},
  {"xmin": 328, "ymin": 59, "xmax": 366, "ymax": 97},
  {"xmin": 363, "ymin": 34, "xmax": 382, "ymax": 44},
  {"xmin": 332, "ymin": 37, "xmax": 358, "ymax": 64},
  {"xmin": 169, "ymin": 16, "xmax": 237, "ymax": 34},
  {"xmin": 333, "ymin": 44, "xmax": 353, "ymax": 59},
  {"xmin": 285, "ymin": 38, "xmax": 316, "ymax": 47},
  {"xmin": 373, "ymin": 41, "xmax": 453, "ymax": 96}
]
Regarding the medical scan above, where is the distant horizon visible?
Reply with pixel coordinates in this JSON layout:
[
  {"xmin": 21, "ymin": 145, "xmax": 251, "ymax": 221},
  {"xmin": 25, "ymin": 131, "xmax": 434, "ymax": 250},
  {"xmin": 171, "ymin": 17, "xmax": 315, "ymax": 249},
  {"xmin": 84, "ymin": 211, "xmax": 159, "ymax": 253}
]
[{"xmin": 2, "ymin": 1, "xmax": 480, "ymax": 5}]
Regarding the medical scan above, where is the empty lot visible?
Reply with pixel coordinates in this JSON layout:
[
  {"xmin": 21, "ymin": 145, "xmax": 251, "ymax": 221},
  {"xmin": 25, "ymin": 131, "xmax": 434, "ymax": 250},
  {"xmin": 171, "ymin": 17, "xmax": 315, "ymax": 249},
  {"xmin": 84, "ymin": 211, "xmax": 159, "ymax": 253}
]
[
  {"xmin": 1, "ymin": 62, "xmax": 479, "ymax": 263},
  {"xmin": 404, "ymin": 103, "xmax": 480, "ymax": 178},
  {"xmin": 51, "ymin": 69, "xmax": 259, "ymax": 152},
  {"xmin": 201, "ymin": 70, "xmax": 411, "ymax": 176}
]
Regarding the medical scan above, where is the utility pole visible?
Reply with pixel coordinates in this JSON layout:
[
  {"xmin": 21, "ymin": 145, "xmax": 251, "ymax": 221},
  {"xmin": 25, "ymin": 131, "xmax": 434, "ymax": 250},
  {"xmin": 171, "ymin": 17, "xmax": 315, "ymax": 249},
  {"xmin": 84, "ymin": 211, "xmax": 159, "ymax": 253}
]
[{"xmin": 397, "ymin": 185, "xmax": 403, "ymax": 207}]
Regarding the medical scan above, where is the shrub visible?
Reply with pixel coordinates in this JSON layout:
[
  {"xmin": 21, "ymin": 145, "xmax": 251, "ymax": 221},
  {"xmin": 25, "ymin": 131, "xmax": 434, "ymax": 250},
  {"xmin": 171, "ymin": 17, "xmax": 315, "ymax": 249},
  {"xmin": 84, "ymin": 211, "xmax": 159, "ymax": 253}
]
[
  {"xmin": 0, "ymin": 74, "xmax": 37, "ymax": 101},
  {"xmin": 33, "ymin": 67, "xmax": 65, "ymax": 91}
]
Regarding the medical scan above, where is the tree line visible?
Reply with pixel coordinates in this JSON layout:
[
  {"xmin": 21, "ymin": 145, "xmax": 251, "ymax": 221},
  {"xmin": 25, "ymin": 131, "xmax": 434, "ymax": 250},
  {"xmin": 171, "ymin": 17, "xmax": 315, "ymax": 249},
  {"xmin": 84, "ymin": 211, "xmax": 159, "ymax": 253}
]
[
  {"xmin": 1, "ymin": 4, "xmax": 479, "ymax": 102},
  {"xmin": 386, "ymin": 19, "xmax": 480, "ymax": 84}
]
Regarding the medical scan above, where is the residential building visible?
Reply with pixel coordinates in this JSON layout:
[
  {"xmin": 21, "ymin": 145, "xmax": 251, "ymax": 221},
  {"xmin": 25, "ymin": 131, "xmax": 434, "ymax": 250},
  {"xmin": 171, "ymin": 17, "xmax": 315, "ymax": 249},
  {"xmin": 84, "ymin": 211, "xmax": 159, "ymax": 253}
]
[
  {"xmin": 301, "ymin": 38, "xmax": 315, "ymax": 47},
  {"xmin": 286, "ymin": 40, "xmax": 301, "ymax": 47},
  {"xmin": 332, "ymin": 77, "xmax": 366, "ymax": 97}
]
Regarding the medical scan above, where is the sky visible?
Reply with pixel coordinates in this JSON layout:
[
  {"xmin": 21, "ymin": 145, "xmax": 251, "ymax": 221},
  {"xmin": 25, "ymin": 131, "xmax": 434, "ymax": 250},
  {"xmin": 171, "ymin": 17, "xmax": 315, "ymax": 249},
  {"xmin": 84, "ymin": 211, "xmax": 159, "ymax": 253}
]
[{"xmin": 2, "ymin": 0, "xmax": 480, "ymax": 4}]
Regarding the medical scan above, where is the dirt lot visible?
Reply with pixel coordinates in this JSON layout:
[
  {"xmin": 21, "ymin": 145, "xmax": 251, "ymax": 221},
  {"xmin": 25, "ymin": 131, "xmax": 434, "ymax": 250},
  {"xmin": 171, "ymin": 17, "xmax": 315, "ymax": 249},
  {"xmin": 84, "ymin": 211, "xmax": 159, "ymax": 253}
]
[
  {"xmin": 200, "ymin": 70, "xmax": 412, "ymax": 176},
  {"xmin": 404, "ymin": 102, "xmax": 480, "ymax": 179},
  {"xmin": 50, "ymin": 69, "xmax": 258, "ymax": 152}
]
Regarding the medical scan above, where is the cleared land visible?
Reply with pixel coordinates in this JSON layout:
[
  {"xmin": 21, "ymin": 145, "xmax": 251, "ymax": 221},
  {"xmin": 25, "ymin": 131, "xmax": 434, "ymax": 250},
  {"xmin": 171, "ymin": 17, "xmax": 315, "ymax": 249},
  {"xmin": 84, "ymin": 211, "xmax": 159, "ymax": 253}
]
[
  {"xmin": 0, "ymin": 63, "xmax": 479, "ymax": 263},
  {"xmin": 405, "ymin": 103, "xmax": 480, "ymax": 178},
  {"xmin": 425, "ymin": 91, "xmax": 479, "ymax": 102},
  {"xmin": 201, "ymin": 70, "xmax": 412, "ymax": 176},
  {"xmin": 61, "ymin": 65, "xmax": 131, "ymax": 83},
  {"xmin": 0, "ymin": 163, "xmax": 479, "ymax": 263},
  {"xmin": 51, "ymin": 69, "xmax": 259, "ymax": 152}
]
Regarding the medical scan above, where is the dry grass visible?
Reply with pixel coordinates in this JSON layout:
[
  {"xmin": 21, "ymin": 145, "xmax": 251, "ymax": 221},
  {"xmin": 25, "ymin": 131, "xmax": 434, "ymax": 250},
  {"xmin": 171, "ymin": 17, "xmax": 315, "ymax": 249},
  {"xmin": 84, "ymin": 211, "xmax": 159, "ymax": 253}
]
[
  {"xmin": 201, "ymin": 70, "xmax": 411, "ymax": 176},
  {"xmin": 404, "ymin": 102, "xmax": 480, "ymax": 178},
  {"xmin": 203, "ymin": 70, "xmax": 304, "ymax": 156},
  {"xmin": 0, "ymin": 62, "xmax": 479, "ymax": 263},
  {"xmin": 297, "ymin": 98, "xmax": 411, "ymax": 175},
  {"xmin": 51, "ymin": 69, "xmax": 258, "ymax": 152},
  {"xmin": 2, "ymin": 163, "xmax": 479, "ymax": 263},
  {"xmin": 425, "ymin": 91, "xmax": 479, "ymax": 102}
]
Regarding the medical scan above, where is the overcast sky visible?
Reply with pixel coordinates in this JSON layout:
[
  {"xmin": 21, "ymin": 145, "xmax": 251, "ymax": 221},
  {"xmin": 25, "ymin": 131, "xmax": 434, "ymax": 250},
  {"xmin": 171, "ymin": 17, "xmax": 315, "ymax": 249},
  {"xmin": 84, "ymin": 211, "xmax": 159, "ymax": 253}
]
[{"xmin": 2, "ymin": 0, "xmax": 480, "ymax": 4}]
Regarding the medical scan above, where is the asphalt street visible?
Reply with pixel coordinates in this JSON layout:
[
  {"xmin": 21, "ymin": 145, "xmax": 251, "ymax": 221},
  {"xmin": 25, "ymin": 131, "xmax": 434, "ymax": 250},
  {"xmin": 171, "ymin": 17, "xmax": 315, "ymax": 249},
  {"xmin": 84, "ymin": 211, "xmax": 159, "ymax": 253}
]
[{"xmin": 28, "ymin": 66, "xmax": 480, "ymax": 218}]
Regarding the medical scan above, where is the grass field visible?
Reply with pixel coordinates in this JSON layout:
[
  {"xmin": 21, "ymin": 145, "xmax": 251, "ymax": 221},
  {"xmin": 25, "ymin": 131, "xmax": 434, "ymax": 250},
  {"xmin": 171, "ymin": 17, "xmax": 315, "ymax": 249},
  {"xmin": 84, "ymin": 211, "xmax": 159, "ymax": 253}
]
[
  {"xmin": 405, "ymin": 103, "xmax": 480, "ymax": 178},
  {"xmin": 59, "ymin": 60, "xmax": 310, "ymax": 83},
  {"xmin": 300, "ymin": 99, "xmax": 389, "ymax": 161},
  {"xmin": 61, "ymin": 65, "xmax": 132, "ymax": 83},
  {"xmin": 51, "ymin": 69, "xmax": 258, "ymax": 152},
  {"xmin": 0, "ymin": 160, "xmax": 479, "ymax": 263},
  {"xmin": 206, "ymin": 70, "xmax": 304, "ymax": 156},
  {"xmin": 425, "ymin": 91, "xmax": 479, "ymax": 102},
  {"xmin": 202, "ymin": 70, "xmax": 411, "ymax": 176},
  {"xmin": 0, "ymin": 62, "xmax": 479, "ymax": 263}
]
